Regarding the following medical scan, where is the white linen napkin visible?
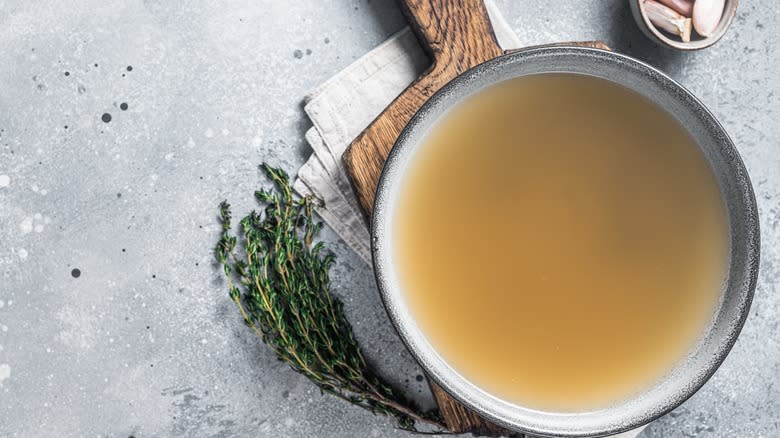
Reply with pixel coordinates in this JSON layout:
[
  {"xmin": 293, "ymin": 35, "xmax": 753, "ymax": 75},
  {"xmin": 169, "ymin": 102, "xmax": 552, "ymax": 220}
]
[
  {"xmin": 293, "ymin": 3, "xmax": 645, "ymax": 437},
  {"xmin": 293, "ymin": 1, "xmax": 519, "ymax": 265}
]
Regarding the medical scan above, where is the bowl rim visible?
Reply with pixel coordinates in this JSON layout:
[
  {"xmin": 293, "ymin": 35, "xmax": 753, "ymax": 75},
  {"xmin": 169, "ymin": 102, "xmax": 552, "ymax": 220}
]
[{"xmin": 370, "ymin": 46, "xmax": 759, "ymax": 437}]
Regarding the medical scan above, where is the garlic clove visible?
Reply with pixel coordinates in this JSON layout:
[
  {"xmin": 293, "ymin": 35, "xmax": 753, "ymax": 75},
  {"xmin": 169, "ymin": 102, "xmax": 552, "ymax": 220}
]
[
  {"xmin": 693, "ymin": 0, "xmax": 726, "ymax": 37},
  {"xmin": 656, "ymin": 0, "xmax": 694, "ymax": 17},
  {"xmin": 643, "ymin": 0, "xmax": 693, "ymax": 42}
]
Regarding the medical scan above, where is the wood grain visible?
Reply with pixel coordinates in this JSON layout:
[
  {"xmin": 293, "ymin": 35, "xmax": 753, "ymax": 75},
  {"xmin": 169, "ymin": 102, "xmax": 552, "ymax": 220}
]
[
  {"xmin": 341, "ymin": 0, "xmax": 609, "ymax": 434},
  {"xmin": 429, "ymin": 383, "xmax": 519, "ymax": 436},
  {"xmin": 343, "ymin": 0, "xmax": 502, "ymax": 215}
]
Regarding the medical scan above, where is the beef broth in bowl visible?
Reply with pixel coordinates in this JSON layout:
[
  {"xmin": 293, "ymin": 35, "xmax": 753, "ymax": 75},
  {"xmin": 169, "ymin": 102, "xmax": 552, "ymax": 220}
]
[{"xmin": 392, "ymin": 73, "xmax": 728, "ymax": 411}]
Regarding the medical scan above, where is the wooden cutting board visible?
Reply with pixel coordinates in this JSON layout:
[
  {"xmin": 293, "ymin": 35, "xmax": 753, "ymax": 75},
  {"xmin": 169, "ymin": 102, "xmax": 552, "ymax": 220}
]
[{"xmin": 342, "ymin": 0, "xmax": 607, "ymax": 434}]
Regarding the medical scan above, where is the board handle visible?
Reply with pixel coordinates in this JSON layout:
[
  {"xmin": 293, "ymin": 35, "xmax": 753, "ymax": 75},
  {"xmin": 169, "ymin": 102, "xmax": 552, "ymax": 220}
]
[
  {"xmin": 400, "ymin": 0, "xmax": 503, "ymax": 71},
  {"xmin": 343, "ymin": 0, "xmax": 504, "ymax": 215}
]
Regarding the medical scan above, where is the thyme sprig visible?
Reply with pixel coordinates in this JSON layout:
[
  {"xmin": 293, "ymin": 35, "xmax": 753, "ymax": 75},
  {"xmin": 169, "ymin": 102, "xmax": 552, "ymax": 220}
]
[{"xmin": 216, "ymin": 164, "xmax": 445, "ymax": 433}]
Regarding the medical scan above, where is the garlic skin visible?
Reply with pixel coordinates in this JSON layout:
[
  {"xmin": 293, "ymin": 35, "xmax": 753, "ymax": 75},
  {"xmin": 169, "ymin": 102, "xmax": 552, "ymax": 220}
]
[
  {"xmin": 657, "ymin": 0, "xmax": 694, "ymax": 17},
  {"xmin": 643, "ymin": 0, "xmax": 693, "ymax": 42},
  {"xmin": 693, "ymin": 0, "xmax": 726, "ymax": 37}
]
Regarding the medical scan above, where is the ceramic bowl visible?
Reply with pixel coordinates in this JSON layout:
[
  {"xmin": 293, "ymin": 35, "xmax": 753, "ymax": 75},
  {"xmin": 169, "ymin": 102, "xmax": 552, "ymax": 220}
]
[{"xmin": 371, "ymin": 46, "xmax": 759, "ymax": 437}]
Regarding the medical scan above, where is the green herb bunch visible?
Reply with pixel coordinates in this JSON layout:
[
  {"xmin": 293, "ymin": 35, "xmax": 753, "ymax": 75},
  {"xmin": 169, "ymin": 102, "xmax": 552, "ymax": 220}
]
[{"xmin": 216, "ymin": 164, "xmax": 445, "ymax": 433}]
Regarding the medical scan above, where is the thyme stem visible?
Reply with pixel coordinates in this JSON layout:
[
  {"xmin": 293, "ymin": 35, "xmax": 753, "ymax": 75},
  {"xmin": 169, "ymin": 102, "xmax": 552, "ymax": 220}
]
[{"xmin": 216, "ymin": 164, "xmax": 446, "ymax": 433}]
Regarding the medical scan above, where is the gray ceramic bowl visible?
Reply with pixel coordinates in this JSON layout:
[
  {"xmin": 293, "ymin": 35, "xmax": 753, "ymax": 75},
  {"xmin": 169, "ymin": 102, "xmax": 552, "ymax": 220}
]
[{"xmin": 371, "ymin": 47, "xmax": 759, "ymax": 437}]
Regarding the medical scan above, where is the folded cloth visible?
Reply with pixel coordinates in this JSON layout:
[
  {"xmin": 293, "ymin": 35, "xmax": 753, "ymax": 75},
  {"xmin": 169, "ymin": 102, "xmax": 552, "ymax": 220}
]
[
  {"xmin": 293, "ymin": 0, "xmax": 519, "ymax": 265},
  {"xmin": 293, "ymin": 3, "xmax": 644, "ymax": 436}
]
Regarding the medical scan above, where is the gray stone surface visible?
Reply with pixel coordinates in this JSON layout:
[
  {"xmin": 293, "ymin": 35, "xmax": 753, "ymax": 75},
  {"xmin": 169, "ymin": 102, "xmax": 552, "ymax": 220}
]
[{"xmin": 0, "ymin": 1, "xmax": 777, "ymax": 437}]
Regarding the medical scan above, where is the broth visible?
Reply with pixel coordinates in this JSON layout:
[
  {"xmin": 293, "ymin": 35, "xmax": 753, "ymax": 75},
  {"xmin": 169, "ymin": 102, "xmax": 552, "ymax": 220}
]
[{"xmin": 393, "ymin": 73, "xmax": 728, "ymax": 410}]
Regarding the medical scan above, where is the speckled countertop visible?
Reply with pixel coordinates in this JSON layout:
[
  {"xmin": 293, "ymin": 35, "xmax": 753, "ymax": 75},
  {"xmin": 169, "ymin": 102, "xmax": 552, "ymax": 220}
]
[{"xmin": 0, "ymin": 1, "xmax": 778, "ymax": 437}]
